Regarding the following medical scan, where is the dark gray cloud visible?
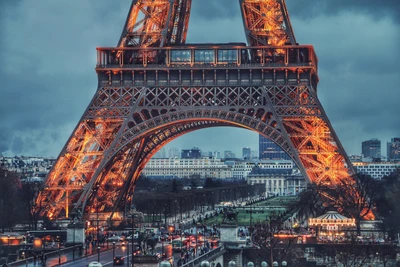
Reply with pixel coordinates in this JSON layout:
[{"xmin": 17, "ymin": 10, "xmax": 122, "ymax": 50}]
[
  {"xmin": 0, "ymin": 0, "xmax": 399, "ymax": 158},
  {"xmin": 286, "ymin": 0, "xmax": 400, "ymax": 23},
  {"xmin": 190, "ymin": 0, "xmax": 400, "ymax": 24}
]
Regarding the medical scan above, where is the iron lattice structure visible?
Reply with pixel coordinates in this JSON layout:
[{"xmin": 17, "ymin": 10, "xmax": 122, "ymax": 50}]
[{"xmin": 36, "ymin": 0, "xmax": 355, "ymax": 221}]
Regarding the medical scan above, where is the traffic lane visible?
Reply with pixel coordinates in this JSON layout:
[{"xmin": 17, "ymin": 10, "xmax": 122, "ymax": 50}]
[
  {"xmin": 55, "ymin": 246, "xmax": 126, "ymax": 267},
  {"xmin": 61, "ymin": 244, "xmax": 173, "ymax": 267}
]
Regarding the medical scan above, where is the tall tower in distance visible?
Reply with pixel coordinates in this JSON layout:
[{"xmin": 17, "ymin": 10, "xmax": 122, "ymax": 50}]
[
  {"xmin": 168, "ymin": 147, "xmax": 180, "ymax": 158},
  {"xmin": 242, "ymin": 147, "xmax": 251, "ymax": 159},
  {"xmin": 387, "ymin": 138, "xmax": 400, "ymax": 162},
  {"xmin": 362, "ymin": 139, "xmax": 381, "ymax": 160},
  {"xmin": 259, "ymin": 135, "xmax": 291, "ymax": 160}
]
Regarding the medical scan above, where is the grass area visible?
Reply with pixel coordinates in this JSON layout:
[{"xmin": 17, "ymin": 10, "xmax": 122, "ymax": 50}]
[
  {"xmin": 251, "ymin": 196, "xmax": 298, "ymax": 207},
  {"xmin": 203, "ymin": 210, "xmax": 286, "ymax": 226},
  {"xmin": 202, "ymin": 196, "xmax": 298, "ymax": 226}
]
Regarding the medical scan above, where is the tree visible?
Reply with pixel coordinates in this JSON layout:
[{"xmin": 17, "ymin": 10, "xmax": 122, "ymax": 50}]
[
  {"xmin": 294, "ymin": 185, "xmax": 325, "ymax": 220},
  {"xmin": 375, "ymin": 169, "xmax": 400, "ymax": 239},
  {"xmin": 251, "ymin": 218, "xmax": 297, "ymax": 266},
  {"xmin": 190, "ymin": 179, "xmax": 197, "ymax": 190},
  {"xmin": 0, "ymin": 167, "xmax": 21, "ymax": 232},
  {"xmin": 171, "ymin": 178, "xmax": 180, "ymax": 193},
  {"xmin": 325, "ymin": 173, "xmax": 379, "ymax": 234},
  {"xmin": 19, "ymin": 181, "xmax": 43, "ymax": 230},
  {"xmin": 203, "ymin": 178, "xmax": 215, "ymax": 188}
]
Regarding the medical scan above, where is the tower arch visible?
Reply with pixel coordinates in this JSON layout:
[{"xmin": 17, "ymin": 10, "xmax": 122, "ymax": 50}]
[{"xmin": 36, "ymin": 0, "xmax": 357, "ymax": 220}]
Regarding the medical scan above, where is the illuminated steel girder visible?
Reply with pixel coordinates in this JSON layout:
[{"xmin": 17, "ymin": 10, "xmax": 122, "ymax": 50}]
[
  {"xmin": 36, "ymin": 0, "xmax": 359, "ymax": 221},
  {"xmin": 118, "ymin": 0, "xmax": 191, "ymax": 47},
  {"xmin": 240, "ymin": 0, "xmax": 296, "ymax": 46}
]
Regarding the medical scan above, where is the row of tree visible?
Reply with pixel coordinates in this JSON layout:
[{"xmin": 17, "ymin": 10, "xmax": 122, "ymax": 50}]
[{"xmin": 0, "ymin": 167, "xmax": 42, "ymax": 232}]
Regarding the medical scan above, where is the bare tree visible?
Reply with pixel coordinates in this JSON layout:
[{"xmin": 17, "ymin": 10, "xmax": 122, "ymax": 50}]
[
  {"xmin": 323, "ymin": 173, "xmax": 378, "ymax": 234},
  {"xmin": 0, "ymin": 167, "xmax": 21, "ymax": 232},
  {"xmin": 294, "ymin": 185, "xmax": 325, "ymax": 220}
]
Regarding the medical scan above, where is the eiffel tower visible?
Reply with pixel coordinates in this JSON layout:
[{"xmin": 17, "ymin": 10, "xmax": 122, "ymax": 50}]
[{"xmin": 36, "ymin": 0, "xmax": 355, "ymax": 221}]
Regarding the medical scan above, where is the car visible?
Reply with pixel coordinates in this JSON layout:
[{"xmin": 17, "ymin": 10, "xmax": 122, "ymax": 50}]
[
  {"xmin": 108, "ymin": 235, "xmax": 123, "ymax": 242},
  {"xmin": 113, "ymin": 256, "xmax": 124, "ymax": 265},
  {"xmin": 88, "ymin": 262, "xmax": 103, "ymax": 267}
]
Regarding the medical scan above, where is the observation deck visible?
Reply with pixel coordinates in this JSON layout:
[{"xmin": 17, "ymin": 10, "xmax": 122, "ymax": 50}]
[{"xmin": 95, "ymin": 44, "xmax": 319, "ymax": 88}]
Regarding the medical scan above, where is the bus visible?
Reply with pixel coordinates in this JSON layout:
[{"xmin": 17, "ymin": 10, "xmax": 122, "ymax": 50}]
[{"xmin": 172, "ymin": 238, "xmax": 188, "ymax": 252}]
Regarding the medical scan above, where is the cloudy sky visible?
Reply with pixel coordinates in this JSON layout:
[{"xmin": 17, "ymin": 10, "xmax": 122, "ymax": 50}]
[{"xmin": 0, "ymin": 0, "xmax": 399, "ymax": 158}]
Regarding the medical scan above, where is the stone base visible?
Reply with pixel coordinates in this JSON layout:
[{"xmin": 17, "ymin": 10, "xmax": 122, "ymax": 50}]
[
  {"xmin": 220, "ymin": 224, "xmax": 238, "ymax": 243},
  {"xmin": 65, "ymin": 224, "xmax": 85, "ymax": 246}
]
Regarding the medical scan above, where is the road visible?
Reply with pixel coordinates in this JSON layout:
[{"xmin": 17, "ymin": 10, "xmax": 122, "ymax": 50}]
[{"xmin": 14, "ymin": 242, "xmax": 176, "ymax": 267}]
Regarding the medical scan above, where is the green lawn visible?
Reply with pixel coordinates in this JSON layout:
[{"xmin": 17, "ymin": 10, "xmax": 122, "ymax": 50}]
[
  {"xmin": 251, "ymin": 196, "xmax": 298, "ymax": 207},
  {"xmin": 202, "ymin": 196, "xmax": 298, "ymax": 226}
]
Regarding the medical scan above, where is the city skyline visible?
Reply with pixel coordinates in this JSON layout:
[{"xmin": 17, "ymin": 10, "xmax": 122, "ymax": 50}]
[{"xmin": 0, "ymin": 0, "xmax": 399, "ymax": 158}]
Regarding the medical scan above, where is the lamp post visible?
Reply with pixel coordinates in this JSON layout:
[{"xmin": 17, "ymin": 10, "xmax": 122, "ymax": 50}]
[
  {"xmin": 161, "ymin": 236, "xmax": 164, "ymax": 259},
  {"xmin": 97, "ymin": 206, "xmax": 99, "ymax": 246},
  {"xmin": 112, "ymin": 242, "xmax": 116, "ymax": 267},
  {"xmin": 72, "ymin": 222, "xmax": 76, "ymax": 260},
  {"xmin": 7, "ymin": 234, "xmax": 10, "ymax": 263},
  {"xmin": 164, "ymin": 203, "xmax": 168, "ymax": 228},
  {"xmin": 131, "ymin": 214, "xmax": 135, "ymax": 267},
  {"xmin": 58, "ymin": 240, "xmax": 61, "ymax": 265},
  {"xmin": 97, "ymin": 246, "xmax": 101, "ymax": 262},
  {"xmin": 127, "ymin": 231, "xmax": 130, "ymax": 267}
]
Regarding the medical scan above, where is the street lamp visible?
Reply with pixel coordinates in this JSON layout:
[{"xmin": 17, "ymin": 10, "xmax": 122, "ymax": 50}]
[
  {"xmin": 161, "ymin": 235, "xmax": 164, "ymax": 259},
  {"xmin": 72, "ymin": 222, "xmax": 76, "ymax": 260},
  {"xmin": 131, "ymin": 214, "xmax": 135, "ymax": 267},
  {"xmin": 97, "ymin": 246, "xmax": 101, "ymax": 262},
  {"xmin": 127, "ymin": 232, "xmax": 130, "ymax": 267},
  {"xmin": 112, "ymin": 242, "xmax": 116, "ymax": 267},
  {"xmin": 7, "ymin": 235, "xmax": 10, "ymax": 263},
  {"xmin": 58, "ymin": 240, "xmax": 61, "ymax": 265}
]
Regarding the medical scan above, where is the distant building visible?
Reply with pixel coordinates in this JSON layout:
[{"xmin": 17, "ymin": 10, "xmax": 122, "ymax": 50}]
[
  {"xmin": 224, "ymin": 150, "xmax": 236, "ymax": 159},
  {"xmin": 247, "ymin": 165, "xmax": 305, "ymax": 196},
  {"xmin": 251, "ymin": 150, "xmax": 258, "ymax": 159},
  {"xmin": 143, "ymin": 157, "xmax": 232, "ymax": 179},
  {"xmin": 181, "ymin": 147, "xmax": 202, "ymax": 159},
  {"xmin": 242, "ymin": 147, "xmax": 251, "ymax": 159},
  {"xmin": 387, "ymin": 138, "xmax": 400, "ymax": 161},
  {"xmin": 353, "ymin": 161, "xmax": 400, "ymax": 179},
  {"xmin": 213, "ymin": 151, "xmax": 221, "ymax": 159},
  {"xmin": 259, "ymin": 135, "xmax": 291, "ymax": 160},
  {"xmin": 168, "ymin": 147, "xmax": 180, "ymax": 158},
  {"xmin": 361, "ymin": 139, "xmax": 381, "ymax": 160},
  {"xmin": 348, "ymin": 155, "xmax": 363, "ymax": 162},
  {"xmin": 0, "ymin": 156, "xmax": 55, "ymax": 178},
  {"xmin": 153, "ymin": 147, "xmax": 166, "ymax": 158},
  {"xmin": 201, "ymin": 151, "xmax": 213, "ymax": 158},
  {"xmin": 232, "ymin": 159, "xmax": 294, "ymax": 179}
]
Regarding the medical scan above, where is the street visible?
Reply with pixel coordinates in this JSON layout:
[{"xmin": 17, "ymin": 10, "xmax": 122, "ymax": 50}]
[{"xmin": 13, "ymin": 242, "xmax": 175, "ymax": 267}]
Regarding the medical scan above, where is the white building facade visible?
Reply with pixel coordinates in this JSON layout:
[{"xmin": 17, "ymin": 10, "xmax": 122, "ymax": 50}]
[
  {"xmin": 247, "ymin": 166, "xmax": 306, "ymax": 196},
  {"xmin": 232, "ymin": 160, "xmax": 294, "ymax": 179},
  {"xmin": 352, "ymin": 161, "xmax": 400, "ymax": 179},
  {"xmin": 143, "ymin": 157, "xmax": 232, "ymax": 179}
]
